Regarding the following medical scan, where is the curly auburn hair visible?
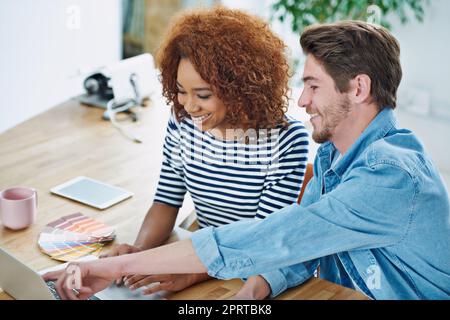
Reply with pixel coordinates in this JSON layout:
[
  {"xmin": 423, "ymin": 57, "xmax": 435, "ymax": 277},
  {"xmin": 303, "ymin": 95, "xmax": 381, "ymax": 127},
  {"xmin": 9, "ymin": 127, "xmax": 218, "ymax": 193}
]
[{"xmin": 156, "ymin": 6, "xmax": 290, "ymax": 131}]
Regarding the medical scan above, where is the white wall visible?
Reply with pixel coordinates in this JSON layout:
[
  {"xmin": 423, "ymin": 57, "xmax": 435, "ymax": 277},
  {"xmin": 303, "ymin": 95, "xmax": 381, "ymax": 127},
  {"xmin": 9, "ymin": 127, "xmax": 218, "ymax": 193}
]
[
  {"xmin": 389, "ymin": 0, "xmax": 450, "ymax": 178},
  {"xmin": 390, "ymin": 0, "xmax": 450, "ymax": 117},
  {"xmin": 0, "ymin": 0, "xmax": 122, "ymax": 133}
]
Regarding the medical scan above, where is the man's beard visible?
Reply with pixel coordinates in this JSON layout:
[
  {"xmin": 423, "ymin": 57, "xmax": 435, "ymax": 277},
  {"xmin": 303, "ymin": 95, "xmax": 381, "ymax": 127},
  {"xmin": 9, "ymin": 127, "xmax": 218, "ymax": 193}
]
[{"xmin": 312, "ymin": 97, "xmax": 351, "ymax": 144}]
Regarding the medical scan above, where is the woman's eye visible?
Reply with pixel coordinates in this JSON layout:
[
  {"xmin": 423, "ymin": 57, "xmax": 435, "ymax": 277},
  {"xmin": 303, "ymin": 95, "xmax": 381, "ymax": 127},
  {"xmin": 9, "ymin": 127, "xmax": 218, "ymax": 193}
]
[
  {"xmin": 198, "ymin": 95, "xmax": 212, "ymax": 100},
  {"xmin": 178, "ymin": 91, "xmax": 186, "ymax": 95}
]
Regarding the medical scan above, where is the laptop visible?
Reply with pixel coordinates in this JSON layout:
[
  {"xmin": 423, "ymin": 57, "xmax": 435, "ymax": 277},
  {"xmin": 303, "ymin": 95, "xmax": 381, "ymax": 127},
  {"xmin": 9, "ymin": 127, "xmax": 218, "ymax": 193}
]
[{"xmin": 0, "ymin": 247, "xmax": 167, "ymax": 300}]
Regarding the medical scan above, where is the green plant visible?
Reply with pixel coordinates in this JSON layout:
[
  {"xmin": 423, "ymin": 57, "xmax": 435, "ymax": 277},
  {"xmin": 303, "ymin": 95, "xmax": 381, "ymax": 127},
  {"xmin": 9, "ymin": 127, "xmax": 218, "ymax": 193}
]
[{"xmin": 271, "ymin": 0, "xmax": 429, "ymax": 32}]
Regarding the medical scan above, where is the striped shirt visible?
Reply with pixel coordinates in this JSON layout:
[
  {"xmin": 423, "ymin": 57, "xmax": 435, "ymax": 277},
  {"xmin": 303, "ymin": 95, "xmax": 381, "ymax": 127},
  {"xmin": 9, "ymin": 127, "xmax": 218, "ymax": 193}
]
[{"xmin": 154, "ymin": 113, "xmax": 309, "ymax": 228}]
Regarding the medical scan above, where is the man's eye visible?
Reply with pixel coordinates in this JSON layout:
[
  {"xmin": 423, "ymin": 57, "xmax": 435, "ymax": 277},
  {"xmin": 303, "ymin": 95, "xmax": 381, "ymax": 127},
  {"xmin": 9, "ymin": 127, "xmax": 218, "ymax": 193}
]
[{"xmin": 311, "ymin": 86, "xmax": 318, "ymax": 91}]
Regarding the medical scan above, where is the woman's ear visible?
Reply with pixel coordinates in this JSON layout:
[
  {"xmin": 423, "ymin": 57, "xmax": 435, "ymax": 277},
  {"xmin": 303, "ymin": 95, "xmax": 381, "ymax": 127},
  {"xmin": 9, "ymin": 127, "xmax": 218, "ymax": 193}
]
[{"xmin": 349, "ymin": 74, "xmax": 372, "ymax": 104}]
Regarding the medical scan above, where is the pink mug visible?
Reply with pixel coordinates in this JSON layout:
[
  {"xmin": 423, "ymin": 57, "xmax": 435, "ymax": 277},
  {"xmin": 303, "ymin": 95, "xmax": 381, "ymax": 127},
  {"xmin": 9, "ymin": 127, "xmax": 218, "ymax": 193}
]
[{"xmin": 0, "ymin": 187, "xmax": 38, "ymax": 230}]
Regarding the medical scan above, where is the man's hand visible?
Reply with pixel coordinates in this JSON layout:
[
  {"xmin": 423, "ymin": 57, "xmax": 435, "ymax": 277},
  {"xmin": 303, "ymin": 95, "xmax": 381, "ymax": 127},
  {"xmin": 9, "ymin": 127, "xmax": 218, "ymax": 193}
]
[
  {"xmin": 100, "ymin": 243, "xmax": 142, "ymax": 284},
  {"xmin": 42, "ymin": 261, "xmax": 120, "ymax": 300},
  {"xmin": 124, "ymin": 273, "xmax": 209, "ymax": 295},
  {"xmin": 231, "ymin": 276, "xmax": 271, "ymax": 300}
]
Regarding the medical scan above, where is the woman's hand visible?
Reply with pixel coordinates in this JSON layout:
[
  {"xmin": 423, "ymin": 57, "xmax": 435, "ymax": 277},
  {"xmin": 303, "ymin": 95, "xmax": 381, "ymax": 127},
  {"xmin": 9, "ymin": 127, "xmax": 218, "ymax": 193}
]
[
  {"xmin": 42, "ymin": 260, "xmax": 121, "ymax": 300},
  {"xmin": 124, "ymin": 273, "xmax": 209, "ymax": 295},
  {"xmin": 231, "ymin": 276, "xmax": 271, "ymax": 300},
  {"xmin": 100, "ymin": 243, "xmax": 142, "ymax": 258}
]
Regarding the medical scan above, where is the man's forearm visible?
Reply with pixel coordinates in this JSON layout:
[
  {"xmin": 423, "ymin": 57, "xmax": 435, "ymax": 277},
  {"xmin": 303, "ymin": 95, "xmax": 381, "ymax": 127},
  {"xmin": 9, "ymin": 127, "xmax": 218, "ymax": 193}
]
[{"xmin": 120, "ymin": 239, "xmax": 208, "ymax": 276}]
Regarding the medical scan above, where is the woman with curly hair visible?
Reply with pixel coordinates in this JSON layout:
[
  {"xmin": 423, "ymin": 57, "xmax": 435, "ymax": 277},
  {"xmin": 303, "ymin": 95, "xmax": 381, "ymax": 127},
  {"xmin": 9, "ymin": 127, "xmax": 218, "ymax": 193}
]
[{"xmin": 101, "ymin": 6, "xmax": 310, "ymax": 299}]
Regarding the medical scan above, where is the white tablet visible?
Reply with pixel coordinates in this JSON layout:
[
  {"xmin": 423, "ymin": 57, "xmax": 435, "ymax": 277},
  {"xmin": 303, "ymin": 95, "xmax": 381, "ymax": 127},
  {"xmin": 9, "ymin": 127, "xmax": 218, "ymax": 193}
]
[{"xmin": 50, "ymin": 176, "xmax": 133, "ymax": 209}]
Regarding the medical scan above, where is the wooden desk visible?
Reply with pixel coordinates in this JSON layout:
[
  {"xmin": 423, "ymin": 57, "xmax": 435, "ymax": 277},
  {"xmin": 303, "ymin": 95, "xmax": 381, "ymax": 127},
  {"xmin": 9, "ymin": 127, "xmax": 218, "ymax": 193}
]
[{"xmin": 0, "ymin": 99, "xmax": 368, "ymax": 300}]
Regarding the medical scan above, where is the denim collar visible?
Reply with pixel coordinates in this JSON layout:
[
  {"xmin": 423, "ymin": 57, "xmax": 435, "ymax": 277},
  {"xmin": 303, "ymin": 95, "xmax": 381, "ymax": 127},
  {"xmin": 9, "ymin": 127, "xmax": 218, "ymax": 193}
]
[{"xmin": 317, "ymin": 108, "xmax": 397, "ymax": 178}]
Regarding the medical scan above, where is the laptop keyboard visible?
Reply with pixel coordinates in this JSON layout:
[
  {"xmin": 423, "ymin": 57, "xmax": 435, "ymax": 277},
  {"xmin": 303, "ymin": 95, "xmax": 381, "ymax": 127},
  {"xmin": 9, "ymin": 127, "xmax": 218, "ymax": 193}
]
[{"xmin": 46, "ymin": 281, "xmax": 99, "ymax": 300}]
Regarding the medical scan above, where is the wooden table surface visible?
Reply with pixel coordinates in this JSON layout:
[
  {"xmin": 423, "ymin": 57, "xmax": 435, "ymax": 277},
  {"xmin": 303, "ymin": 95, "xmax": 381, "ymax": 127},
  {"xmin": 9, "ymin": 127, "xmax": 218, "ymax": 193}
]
[{"xmin": 0, "ymin": 97, "xmax": 368, "ymax": 300}]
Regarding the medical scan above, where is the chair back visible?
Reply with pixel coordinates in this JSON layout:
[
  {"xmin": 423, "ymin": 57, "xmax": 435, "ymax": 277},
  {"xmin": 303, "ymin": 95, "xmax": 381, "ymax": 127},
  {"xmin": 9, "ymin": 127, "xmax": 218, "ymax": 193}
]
[{"xmin": 297, "ymin": 163, "xmax": 313, "ymax": 204}]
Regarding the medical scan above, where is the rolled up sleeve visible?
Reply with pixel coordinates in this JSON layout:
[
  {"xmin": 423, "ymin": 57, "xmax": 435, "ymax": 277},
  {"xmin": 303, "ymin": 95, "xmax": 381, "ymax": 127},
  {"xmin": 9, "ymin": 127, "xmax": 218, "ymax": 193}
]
[
  {"xmin": 261, "ymin": 260, "xmax": 319, "ymax": 297},
  {"xmin": 190, "ymin": 163, "xmax": 415, "ymax": 280}
]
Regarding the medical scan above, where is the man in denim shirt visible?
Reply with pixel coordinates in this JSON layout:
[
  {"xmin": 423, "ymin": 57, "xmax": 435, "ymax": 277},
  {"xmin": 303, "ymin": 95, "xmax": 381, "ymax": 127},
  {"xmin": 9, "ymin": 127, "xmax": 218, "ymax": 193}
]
[
  {"xmin": 187, "ymin": 21, "xmax": 450, "ymax": 300},
  {"xmin": 46, "ymin": 21, "xmax": 450, "ymax": 300},
  {"xmin": 192, "ymin": 22, "xmax": 450, "ymax": 299}
]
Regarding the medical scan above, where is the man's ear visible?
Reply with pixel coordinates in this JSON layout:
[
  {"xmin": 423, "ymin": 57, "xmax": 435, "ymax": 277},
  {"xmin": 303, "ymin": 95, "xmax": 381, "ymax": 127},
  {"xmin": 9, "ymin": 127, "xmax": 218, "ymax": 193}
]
[{"xmin": 348, "ymin": 74, "xmax": 372, "ymax": 104}]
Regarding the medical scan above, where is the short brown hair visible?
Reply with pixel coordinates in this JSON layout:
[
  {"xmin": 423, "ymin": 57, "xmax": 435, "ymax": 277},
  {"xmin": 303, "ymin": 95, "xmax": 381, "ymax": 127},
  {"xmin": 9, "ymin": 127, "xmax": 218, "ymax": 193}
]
[
  {"xmin": 156, "ymin": 6, "xmax": 290, "ymax": 130},
  {"xmin": 300, "ymin": 21, "xmax": 402, "ymax": 110}
]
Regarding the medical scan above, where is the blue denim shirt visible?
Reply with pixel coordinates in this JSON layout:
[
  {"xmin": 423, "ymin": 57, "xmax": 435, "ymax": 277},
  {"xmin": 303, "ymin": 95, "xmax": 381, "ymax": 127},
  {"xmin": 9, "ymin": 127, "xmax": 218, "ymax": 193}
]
[{"xmin": 191, "ymin": 108, "xmax": 450, "ymax": 299}]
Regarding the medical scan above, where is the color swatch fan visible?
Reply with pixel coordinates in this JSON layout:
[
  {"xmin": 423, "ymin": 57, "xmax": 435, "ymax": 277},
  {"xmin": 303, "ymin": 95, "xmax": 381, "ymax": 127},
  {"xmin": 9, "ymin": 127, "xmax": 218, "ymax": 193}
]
[{"xmin": 38, "ymin": 213, "xmax": 116, "ymax": 262}]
